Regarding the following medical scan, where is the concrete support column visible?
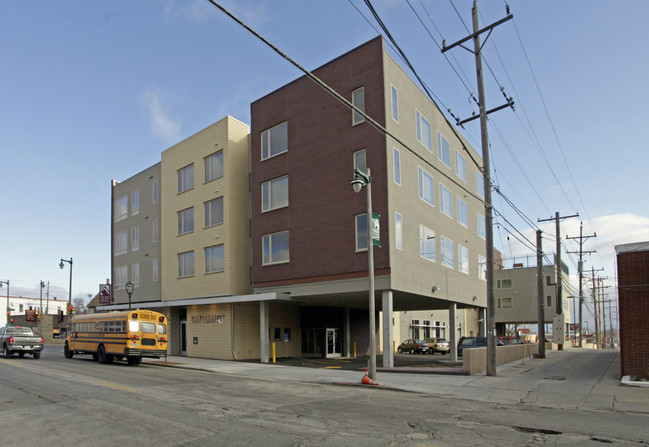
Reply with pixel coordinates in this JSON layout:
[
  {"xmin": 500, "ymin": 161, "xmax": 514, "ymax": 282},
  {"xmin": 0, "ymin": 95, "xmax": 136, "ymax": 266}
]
[
  {"xmin": 260, "ymin": 301, "xmax": 269, "ymax": 363},
  {"xmin": 344, "ymin": 307, "xmax": 351, "ymax": 357},
  {"xmin": 382, "ymin": 290, "xmax": 394, "ymax": 368},
  {"xmin": 449, "ymin": 302, "xmax": 458, "ymax": 361},
  {"xmin": 479, "ymin": 307, "xmax": 487, "ymax": 337}
]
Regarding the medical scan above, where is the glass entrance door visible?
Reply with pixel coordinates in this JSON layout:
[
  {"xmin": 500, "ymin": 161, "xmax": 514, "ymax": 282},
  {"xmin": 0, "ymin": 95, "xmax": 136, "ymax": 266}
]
[
  {"xmin": 326, "ymin": 328, "xmax": 342, "ymax": 358},
  {"xmin": 180, "ymin": 320, "xmax": 187, "ymax": 356}
]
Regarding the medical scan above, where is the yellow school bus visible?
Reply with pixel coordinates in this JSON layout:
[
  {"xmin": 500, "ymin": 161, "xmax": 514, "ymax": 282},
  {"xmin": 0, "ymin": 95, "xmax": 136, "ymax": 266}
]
[{"xmin": 64, "ymin": 310, "xmax": 167, "ymax": 366}]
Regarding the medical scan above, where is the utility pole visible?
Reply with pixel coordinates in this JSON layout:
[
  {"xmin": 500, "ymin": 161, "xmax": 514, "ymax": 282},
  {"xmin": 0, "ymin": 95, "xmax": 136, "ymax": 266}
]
[
  {"xmin": 566, "ymin": 222, "xmax": 596, "ymax": 347},
  {"xmin": 442, "ymin": 1, "xmax": 513, "ymax": 377},
  {"xmin": 538, "ymin": 212, "xmax": 578, "ymax": 350},
  {"xmin": 536, "ymin": 230, "xmax": 545, "ymax": 358},
  {"xmin": 592, "ymin": 268, "xmax": 600, "ymax": 349}
]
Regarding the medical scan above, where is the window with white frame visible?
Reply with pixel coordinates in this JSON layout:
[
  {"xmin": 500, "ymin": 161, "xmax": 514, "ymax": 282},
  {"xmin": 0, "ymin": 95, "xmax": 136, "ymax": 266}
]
[
  {"xmin": 178, "ymin": 251, "xmax": 194, "ymax": 277},
  {"xmin": 455, "ymin": 150, "xmax": 466, "ymax": 182},
  {"xmin": 441, "ymin": 236, "xmax": 454, "ymax": 268},
  {"xmin": 152, "ymin": 258, "xmax": 159, "ymax": 282},
  {"xmin": 475, "ymin": 170, "xmax": 485, "ymax": 198},
  {"xmin": 178, "ymin": 164, "xmax": 194, "ymax": 194},
  {"xmin": 498, "ymin": 297, "xmax": 513, "ymax": 309},
  {"xmin": 458, "ymin": 244, "xmax": 469, "ymax": 274},
  {"xmin": 131, "ymin": 263, "xmax": 140, "ymax": 287},
  {"xmin": 205, "ymin": 244, "xmax": 224, "ymax": 273},
  {"xmin": 416, "ymin": 110, "xmax": 432, "ymax": 151},
  {"xmin": 478, "ymin": 255, "xmax": 487, "ymax": 280},
  {"xmin": 262, "ymin": 230, "xmax": 289, "ymax": 265},
  {"xmin": 418, "ymin": 167, "xmax": 434, "ymax": 207},
  {"xmin": 115, "ymin": 265, "xmax": 127, "ymax": 287},
  {"xmin": 391, "ymin": 85, "xmax": 399, "ymax": 122},
  {"xmin": 354, "ymin": 149, "xmax": 366, "ymax": 173},
  {"xmin": 457, "ymin": 197, "xmax": 468, "ymax": 227},
  {"xmin": 131, "ymin": 226, "xmax": 139, "ymax": 252},
  {"xmin": 205, "ymin": 151, "xmax": 223, "ymax": 183},
  {"xmin": 437, "ymin": 133, "xmax": 451, "ymax": 168},
  {"xmin": 114, "ymin": 230, "xmax": 127, "ymax": 256},
  {"xmin": 395, "ymin": 212, "xmax": 403, "ymax": 250},
  {"xmin": 440, "ymin": 184, "xmax": 452, "ymax": 217},
  {"xmin": 262, "ymin": 176, "xmax": 288, "ymax": 212},
  {"xmin": 178, "ymin": 207, "xmax": 194, "ymax": 235},
  {"xmin": 131, "ymin": 190, "xmax": 139, "ymax": 216},
  {"xmin": 152, "ymin": 181, "xmax": 158, "ymax": 204},
  {"xmin": 477, "ymin": 212, "xmax": 486, "ymax": 239},
  {"xmin": 355, "ymin": 214, "xmax": 368, "ymax": 251},
  {"xmin": 498, "ymin": 279, "xmax": 512, "ymax": 289},
  {"xmin": 393, "ymin": 148, "xmax": 401, "ymax": 185},
  {"xmin": 546, "ymin": 295, "xmax": 552, "ymax": 307},
  {"xmin": 114, "ymin": 196, "xmax": 127, "ymax": 222},
  {"xmin": 205, "ymin": 197, "xmax": 224, "ymax": 227},
  {"xmin": 352, "ymin": 87, "xmax": 365, "ymax": 125},
  {"xmin": 419, "ymin": 225, "xmax": 436, "ymax": 262},
  {"xmin": 153, "ymin": 219, "xmax": 159, "ymax": 243},
  {"xmin": 261, "ymin": 121, "xmax": 288, "ymax": 160}
]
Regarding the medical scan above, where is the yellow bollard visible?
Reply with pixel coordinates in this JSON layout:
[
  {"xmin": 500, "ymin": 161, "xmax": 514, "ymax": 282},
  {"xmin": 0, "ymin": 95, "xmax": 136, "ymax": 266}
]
[
  {"xmin": 393, "ymin": 339, "xmax": 396, "ymax": 354},
  {"xmin": 354, "ymin": 341, "xmax": 357, "ymax": 358},
  {"xmin": 272, "ymin": 342, "xmax": 276, "ymax": 363}
]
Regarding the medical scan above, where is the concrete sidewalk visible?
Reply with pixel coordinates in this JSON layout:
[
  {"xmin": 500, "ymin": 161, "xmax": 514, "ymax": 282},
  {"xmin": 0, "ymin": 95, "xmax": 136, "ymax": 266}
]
[{"xmin": 144, "ymin": 348, "xmax": 648, "ymax": 414}]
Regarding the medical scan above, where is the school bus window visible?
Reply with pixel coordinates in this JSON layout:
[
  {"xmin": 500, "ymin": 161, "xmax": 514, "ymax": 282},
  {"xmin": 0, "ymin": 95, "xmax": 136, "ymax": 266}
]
[
  {"xmin": 142, "ymin": 322, "xmax": 156, "ymax": 334},
  {"xmin": 157, "ymin": 324, "xmax": 166, "ymax": 335}
]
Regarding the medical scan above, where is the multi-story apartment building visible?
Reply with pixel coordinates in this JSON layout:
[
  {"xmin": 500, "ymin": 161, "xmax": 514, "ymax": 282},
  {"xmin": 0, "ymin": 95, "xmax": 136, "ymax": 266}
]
[{"xmin": 250, "ymin": 37, "xmax": 488, "ymax": 364}]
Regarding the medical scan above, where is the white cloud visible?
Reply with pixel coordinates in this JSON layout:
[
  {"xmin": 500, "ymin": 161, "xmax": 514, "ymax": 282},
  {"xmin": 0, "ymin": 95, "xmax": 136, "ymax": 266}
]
[{"xmin": 140, "ymin": 90, "xmax": 182, "ymax": 142}]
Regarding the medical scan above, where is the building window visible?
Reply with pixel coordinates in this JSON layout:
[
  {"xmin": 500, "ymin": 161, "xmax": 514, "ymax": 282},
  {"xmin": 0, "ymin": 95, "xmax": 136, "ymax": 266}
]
[
  {"xmin": 205, "ymin": 197, "xmax": 224, "ymax": 227},
  {"xmin": 178, "ymin": 251, "xmax": 194, "ymax": 277},
  {"xmin": 437, "ymin": 133, "xmax": 451, "ymax": 168},
  {"xmin": 455, "ymin": 151, "xmax": 466, "ymax": 182},
  {"xmin": 131, "ymin": 263, "xmax": 140, "ymax": 287},
  {"xmin": 115, "ymin": 265, "xmax": 127, "ymax": 287},
  {"xmin": 395, "ymin": 213, "xmax": 403, "ymax": 250},
  {"xmin": 205, "ymin": 151, "xmax": 224, "ymax": 183},
  {"xmin": 546, "ymin": 275, "xmax": 553, "ymax": 286},
  {"xmin": 114, "ymin": 196, "xmax": 128, "ymax": 222},
  {"xmin": 178, "ymin": 164, "xmax": 194, "ymax": 194},
  {"xmin": 547, "ymin": 295, "xmax": 552, "ymax": 307},
  {"xmin": 419, "ymin": 225, "xmax": 435, "ymax": 262},
  {"xmin": 131, "ymin": 190, "xmax": 139, "ymax": 216},
  {"xmin": 114, "ymin": 230, "xmax": 127, "ymax": 256},
  {"xmin": 457, "ymin": 197, "xmax": 468, "ymax": 227},
  {"xmin": 178, "ymin": 207, "xmax": 194, "ymax": 235},
  {"xmin": 205, "ymin": 245, "xmax": 225, "ymax": 273},
  {"xmin": 478, "ymin": 255, "xmax": 487, "ymax": 280},
  {"xmin": 355, "ymin": 214, "xmax": 368, "ymax": 252},
  {"xmin": 476, "ymin": 170, "xmax": 485, "ymax": 199},
  {"xmin": 261, "ymin": 121, "xmax": 288, "ymax": 160},
  {"xmin": 391, "ymin": 85, "xmax": 399, "ymax": 122},
  {"xmin": 153, "ymin": 258, "xmax": 159, "ymax": 282},
  {"xmin": 352, "ymin": 87, "xmax": 365, "ymax": 125},
  {"xmin": 440, "ymin": 184, "xmax": 452, "ymax": 218},
  {"xmin": 458, "ymin": 245, "xmax": 469, "ymax": 274},
  {"xmin": 354, "ymin": 149, "xmax": 366, "ymax": 173},
  {"xmin": 441, "ymin": 236, "xmax": 454, "ymax": 268},
  {"xmin": 477, "ymin": 212, "xmax": 486, "ymax": 239},
  {"xmin": 131, "ymin": 226, "xmax": 139, "ymax": 252},
  {"xmin": 498, "ymin": 279, "xmax": 512, "ymax": 289},
  {"xmin": 416, "ymin": 110, "xmax": 432, "ymax": 151},
  {"xmin": 153, "ymin": 219, "xmax": 159, "ymax": 243},
  {"xmin": 153, "ymin": 181, "xmax": 158, "ymax": 204},
  {"xmin": 262, "ymin": 230, "xmax": 289, "ymax": 265},
  {"xmin": 262, "ymin": 176, "xmax": 289, "ymax": 212},
  {"xmin": 393, "ymin": 148, "xmax": 401, "ymax": 185},
  {"xmin": 418, "ymin": 167, "xmax": 434, "ymax": 207},
  {"xmin": 498, "ymin": 297, "xmax": 513, "ymax": 309}
]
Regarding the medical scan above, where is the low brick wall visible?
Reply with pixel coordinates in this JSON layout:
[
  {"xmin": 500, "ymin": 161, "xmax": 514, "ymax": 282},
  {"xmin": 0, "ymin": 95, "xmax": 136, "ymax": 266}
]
[{"xmin": 463, "ymin": 343, "xmax": 549, "ymax": 375}]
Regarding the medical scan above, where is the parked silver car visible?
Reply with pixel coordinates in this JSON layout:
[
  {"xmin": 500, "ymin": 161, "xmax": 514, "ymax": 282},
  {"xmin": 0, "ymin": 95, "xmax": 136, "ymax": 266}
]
[{"xmin": 424, "ymin": 338, "xmax": 450, "ymax": 355}]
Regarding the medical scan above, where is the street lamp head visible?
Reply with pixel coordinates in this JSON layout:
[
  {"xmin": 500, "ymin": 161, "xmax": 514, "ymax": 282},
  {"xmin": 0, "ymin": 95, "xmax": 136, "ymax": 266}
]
[
  {"xmin": 125, "ymin": 281, "xmax": 134, "ymax": 295},
  {"xmin": 59, "ymin": 261, "xmax": 64, "ymax": 270},
  {"xmin": 351, "ymin": 168, "xmax": 370, "ymax": 193},
  {"xmin": 351, "ymin": 178, "xmax": 365, "ymax": 193}
]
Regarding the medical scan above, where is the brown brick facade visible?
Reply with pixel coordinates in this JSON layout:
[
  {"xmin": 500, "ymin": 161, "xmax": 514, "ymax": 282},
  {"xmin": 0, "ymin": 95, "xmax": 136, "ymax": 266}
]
[{"xmin": 617, "ymin": 244, "xmax": 649, "ymax": 379}]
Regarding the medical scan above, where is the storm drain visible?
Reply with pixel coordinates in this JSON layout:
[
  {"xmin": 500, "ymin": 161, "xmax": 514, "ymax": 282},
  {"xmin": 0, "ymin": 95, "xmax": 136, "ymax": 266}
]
[{"xmin": 513, "ymin": 426, "xmax": 562, "ymax": 435}]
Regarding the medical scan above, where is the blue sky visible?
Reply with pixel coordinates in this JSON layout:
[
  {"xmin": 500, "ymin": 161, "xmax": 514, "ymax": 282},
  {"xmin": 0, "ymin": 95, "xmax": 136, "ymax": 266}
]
[{"xmin": 1, "ymin": 1, "xmax": 647, "ymax": 327}]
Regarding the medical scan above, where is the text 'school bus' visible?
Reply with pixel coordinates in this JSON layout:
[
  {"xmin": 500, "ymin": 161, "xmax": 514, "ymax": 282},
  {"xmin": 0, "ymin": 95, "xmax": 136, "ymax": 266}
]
[{"xmin": 64, "ymin": 310, "xmax": 167, "ymax": 366}]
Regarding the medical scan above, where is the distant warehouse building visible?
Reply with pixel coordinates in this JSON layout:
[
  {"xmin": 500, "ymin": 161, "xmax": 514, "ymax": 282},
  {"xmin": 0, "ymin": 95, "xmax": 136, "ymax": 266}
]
[{"xmin": 616, "ymin": 241, "xmax": 649, "ymax": 380}]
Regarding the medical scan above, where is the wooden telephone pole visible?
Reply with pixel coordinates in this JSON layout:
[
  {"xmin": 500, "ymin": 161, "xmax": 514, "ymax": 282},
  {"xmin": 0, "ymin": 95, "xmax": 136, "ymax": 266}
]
[{"xmin": 566, "ymin": 222, "xmax": 596, "ymax": 347}]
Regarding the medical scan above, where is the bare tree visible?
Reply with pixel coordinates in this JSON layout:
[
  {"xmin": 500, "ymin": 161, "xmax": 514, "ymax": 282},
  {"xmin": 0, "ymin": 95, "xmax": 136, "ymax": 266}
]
[{"xmin": 72, "ymin": 295, "xmax": 88, "ymax": 315}]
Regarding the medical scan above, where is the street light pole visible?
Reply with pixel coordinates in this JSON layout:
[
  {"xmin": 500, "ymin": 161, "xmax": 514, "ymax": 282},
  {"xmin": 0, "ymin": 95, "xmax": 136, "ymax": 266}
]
[
  {"xmin": 40, "ymin": 280, "xmax": 45, "ymax": 335},
  {"xmin": 351, "ymin": 167, "xmax": 376, "ymax": 382},
  {"xmin": 0, "ymin": 280, "xmax": 9, "ymax": 324},
  {"xmin": 59, "ymin": 258, "xmax": 73, "ymax": 334},
  {"xmin": 125, "ymin": 281, "xmax": 134, "ymax": 310}
]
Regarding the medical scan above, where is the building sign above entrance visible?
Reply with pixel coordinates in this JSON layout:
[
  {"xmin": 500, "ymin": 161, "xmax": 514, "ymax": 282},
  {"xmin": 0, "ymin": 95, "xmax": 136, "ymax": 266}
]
[{"xmin": 191, "ymin": 314, "xmax": 224, "ymax": 324}]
